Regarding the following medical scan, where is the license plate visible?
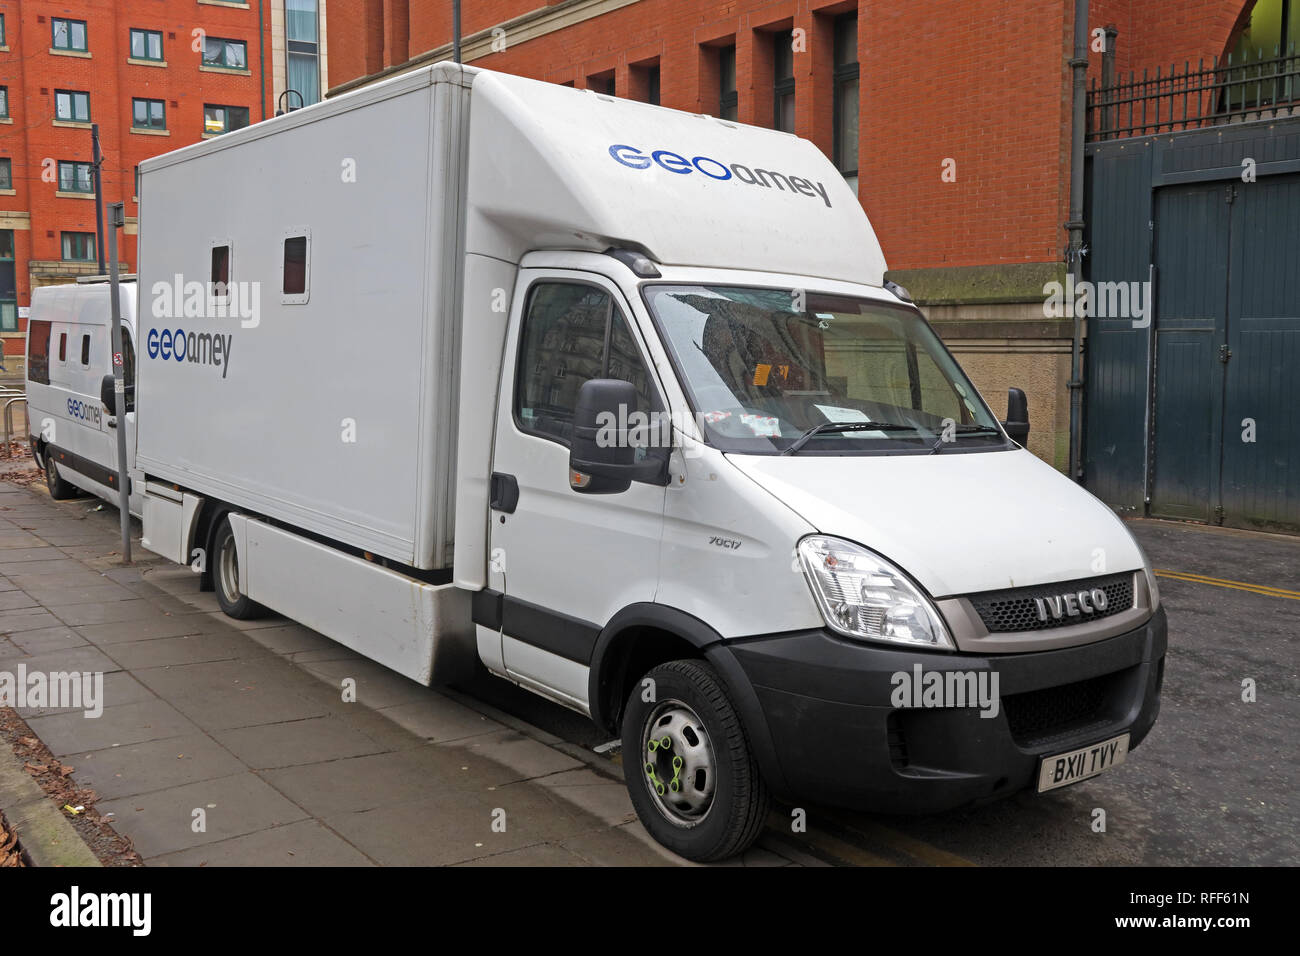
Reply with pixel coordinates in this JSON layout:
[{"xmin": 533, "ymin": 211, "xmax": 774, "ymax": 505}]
[{"xmin": 1037, "ymin": 733, "xmax": 1130, "ymax": 792}]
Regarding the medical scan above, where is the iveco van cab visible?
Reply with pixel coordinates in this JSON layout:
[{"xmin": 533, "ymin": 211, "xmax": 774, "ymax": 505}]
[
  {"xmin": 25, "ymin": 280, "xmax": 140, "ymax": 515},
  {"xmin": 133, "ymin": 63, "xmax": 1166, "ymax": 861}
]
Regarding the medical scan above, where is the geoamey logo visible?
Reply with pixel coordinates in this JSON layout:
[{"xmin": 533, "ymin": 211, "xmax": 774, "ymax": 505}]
[
  {"xmin": 146, "ymin": 327, "xmax": 234, "ymax": 379},
  {"xmin": 66, "ymin": 397, "xmax": 102, "ymax": 426},
  {"xmin": 608, "ymin": 144, "xmax": 834, "ymax": 208}
]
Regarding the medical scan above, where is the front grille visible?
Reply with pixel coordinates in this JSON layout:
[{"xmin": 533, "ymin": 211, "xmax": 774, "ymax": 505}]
[
  {"xmin": 969, "ymin": 573, "xmax": 1133, "ymax": 633},
  {"xmin": 1002, "ymin": 670, "xmax": 1126, "ymax": 747}
]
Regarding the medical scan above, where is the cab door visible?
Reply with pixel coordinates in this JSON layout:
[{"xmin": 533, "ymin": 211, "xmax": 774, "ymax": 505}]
[{"xmin": 488, "ymin": 269, "xmax": 668, "ymax": 711}]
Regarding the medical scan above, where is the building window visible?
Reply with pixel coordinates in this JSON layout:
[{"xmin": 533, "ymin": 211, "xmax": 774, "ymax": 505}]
[
  {"xmin": 55, "ymin": 90, "xmax": 91, "ymax": 123},
  {"xmin": 286, "ymin": 0, "xmax": 321, "ymax": 106},
  {"xmin": 647, "ymin": 65, "xmax": 661, "ymax": 106},
  {"xmin": 57, "ymin": 161, "xmax": 94, "ymax": 194},
  {"xmin": 0, "ymin": 158, "xmax": 10, "ymax": 190},
  {"xmin": 62, "ymin": 232, "xmax": 96, "ymax": 261},
  {"xmin": 132, "ymin": 98, "xmax": 166, "ymax": 130},
  {"xmin": 203, "ymin": 37, "xmax": 247, "ymax": 70},
  {"xmin": 0, "ymin": 14, "xmax": 6, "ymax": 48},
  {"xmin": 773, "ymin": 30, "xmax": 795, "ymax": 132},
  {"xmin": 130, "ymin": 29, "xmax": 164, "ymax": 62},
  {"xmin": 0, "ymin": 87, "xmax": 10, "ymax": 119},
  {"xmin": 204, "ymin": 105, "xmax": 250, "ymax": 135},
  {"xmin": 52, "ymin": 18, "xmax": 88, "ymax": 52},
  {"xmin": 719, "ymin": 45, "xmax": 738, "ymax": 120},
  {"xmin": 833, "ymin": 14, "xmax": 859, "ymax": 193},
  {"xmin": 0, "ymin": 230, "xmax": 15, "ymax": 333},
  {"xmin": 1223, "ymin": 0, "xmax": 1300, "ymax": 108}
]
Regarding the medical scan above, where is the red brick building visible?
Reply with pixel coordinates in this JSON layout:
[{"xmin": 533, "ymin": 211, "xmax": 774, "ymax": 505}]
[
  {"xmin": 0, "ymin": 0, "xmax": 331, "ymax": 368},
  {"xmin": 325, "ymin": 0, "xmax": 1277, "ymax": 471}
]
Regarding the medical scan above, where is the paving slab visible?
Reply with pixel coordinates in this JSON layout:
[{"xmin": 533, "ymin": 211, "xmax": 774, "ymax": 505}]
[
  {"xmin": 150, "ymin": 819, "xmax": 375, "ymax": 867},
  {"xmin": 16, "ymin": 670, "xmax": 154, "ymax": 719},
  {"xmin": 27, "ymin": 697, "xmax": 201, "ymax": 756},
  {"xmin": 69, "ymin": 733, "xmax": 247, "ymax": 801},
  {"xmin": 378, "ymin": 695, "xmax": 506, "ymax": 744},
  {"xmin": 96, "ymin": 771, "xmax": 310, "ymax": 857},
  {"xmin": 7, "ymin": 624, "xmax": 87, "ymax": 656},
  {"xmin": 213, "ymin": 716, "xmax": 388, "ymax": 770},
  {"xmin": 73, "ymin": 614, "xmax": 213, "ymax": 645},
  {"xmin": 103, "ymin": 631, "xmax": 274, "ymax": 670}
]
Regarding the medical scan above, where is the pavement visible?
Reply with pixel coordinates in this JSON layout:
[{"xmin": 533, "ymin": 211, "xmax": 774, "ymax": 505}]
[{"xmin": 0, "ymin": 478, "xmax": 729, "ymax": 867}]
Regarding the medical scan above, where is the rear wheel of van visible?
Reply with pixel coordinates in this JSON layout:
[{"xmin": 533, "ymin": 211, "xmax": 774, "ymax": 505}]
[
  {"xmin": 621, "ymin": 659, "xmax": 769, "ymax": 862},
  {"xmin": 43, "ymin": 451, "xmax": 77, "ymax": 500},
  {"xmin": 212, "ymin": 517, "xmax": 268, "ymax": 620}
]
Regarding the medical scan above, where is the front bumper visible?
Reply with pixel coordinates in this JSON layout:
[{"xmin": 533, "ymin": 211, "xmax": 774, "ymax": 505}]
[{"xmin": 707, "ymin": 606, "xmax": 1167, "ymax": 814}]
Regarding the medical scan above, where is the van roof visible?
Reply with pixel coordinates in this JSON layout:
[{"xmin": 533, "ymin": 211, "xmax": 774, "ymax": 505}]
[
  {"xmin": 30, "ymin": 281, "xmax": 138, "ymax": 326},
  {"xmin": 464, "ymin": 68, "xmax": 887, "ymax": 286}
]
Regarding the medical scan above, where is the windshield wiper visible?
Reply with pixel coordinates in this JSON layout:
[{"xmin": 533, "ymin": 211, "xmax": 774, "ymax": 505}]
[
  {"xmin": 929, "ymin": 424, "xmax": 1005, "ymax": 455},
  {"xmin": 782, "ymin": 421, "xmax": 918, "ymax": 456}
]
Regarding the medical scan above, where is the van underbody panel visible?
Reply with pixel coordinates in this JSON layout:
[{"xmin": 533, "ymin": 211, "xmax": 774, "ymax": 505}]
[{"xmin": 228, "ymin": 514, "xmax": 477, "ymax": 686}]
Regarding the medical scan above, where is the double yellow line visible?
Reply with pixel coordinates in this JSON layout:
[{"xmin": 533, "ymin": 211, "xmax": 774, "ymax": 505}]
[{"xmin": 1155, "ymin": 569, "xmax": 1300, "ymax": 601}]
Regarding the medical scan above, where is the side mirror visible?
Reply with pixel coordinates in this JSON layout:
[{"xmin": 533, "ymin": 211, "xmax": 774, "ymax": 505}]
[
  {"xmin": 569, "ymin": 379, "xmax": 669, "ymax": 494},
  {"xmin": 1002, "ymin": 387, "xmax": 1029, "ymax": 445},
  {"xmin": 100, "ymin": 374, "xmax": 117, "ymax": 417}
]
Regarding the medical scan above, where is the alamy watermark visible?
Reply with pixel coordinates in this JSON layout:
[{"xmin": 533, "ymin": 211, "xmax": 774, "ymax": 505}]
[
  {"xmin": 1043, "ymin": 274, "xmax": 1152, "ymax": 328},
  {"xmin": 891, "ymin": 664, "xmax": 1000, "ymax": 718},
  {"xmin": 0, "ymin": 666, "xmax": 104, "ymax": 718}
]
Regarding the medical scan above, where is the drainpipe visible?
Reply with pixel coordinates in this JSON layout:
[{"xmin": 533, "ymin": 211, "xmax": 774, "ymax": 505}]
[
  {"xmin": 453, "ymin": 0, "xmax": 462, "ymax": 64},
  {"xmin": 259, "ymin": 0, "xmax": 267, "ymax": 120},
  {"xmin": 1067, "ymin": 0, "xmax": 1089, "ymax": 482}
]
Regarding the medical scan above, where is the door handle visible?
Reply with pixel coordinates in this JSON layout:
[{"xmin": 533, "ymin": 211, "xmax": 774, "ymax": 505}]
[
  {"xmin": 106, "ymin": 418, "xmax": 117, "ymax": 429},
  {"xmin": 490, "ymin": 472, "xmax": 519, "ymax": 513}
]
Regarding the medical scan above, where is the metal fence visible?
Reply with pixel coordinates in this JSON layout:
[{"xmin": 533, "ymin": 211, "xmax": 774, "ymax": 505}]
[{"xmin": 1087, "ymin": 46, "xmax": 1300, "ymax": 142}]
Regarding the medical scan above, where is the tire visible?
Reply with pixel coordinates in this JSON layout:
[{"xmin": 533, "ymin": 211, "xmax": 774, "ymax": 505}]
[
  {"xmin": 621, "ymin": 658, "xmax": 770, "ymax": 862},
  {"xmin": 43, "ymin": 450, "xmax": 77, "ymax": 500},
  {"xmin": 211, "ymin": 516, "xmax": 267, "ymax": 620}
]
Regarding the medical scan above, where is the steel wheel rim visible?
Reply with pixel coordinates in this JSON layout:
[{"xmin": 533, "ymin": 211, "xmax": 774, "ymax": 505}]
[
  {"xmin": 641, "ymin": 698, "xmax": 716, "ymax": 827},
  {"xmin": 218, "ymin": 535, "xmax": 240, "ymax": 603},
  {"xmin": 45, "ymin": 455, "xmax": 57, "ymax": 487}
]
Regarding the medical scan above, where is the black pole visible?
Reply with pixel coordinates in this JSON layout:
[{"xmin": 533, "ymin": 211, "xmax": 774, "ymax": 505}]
[
  {"xmin": 106, "ymin": 203, "xmax": 131, "ymax": 563},
  {"xmin": 1067, "ymin": 0, "xmax": 1089, "ymax": 482},
  {"xmin": 453, "ymin": 0, "xmax": 462, "ymax": 63},
  {"xmin": 91, "ymin": 124, "xmax": 105, "ymax": 273}
]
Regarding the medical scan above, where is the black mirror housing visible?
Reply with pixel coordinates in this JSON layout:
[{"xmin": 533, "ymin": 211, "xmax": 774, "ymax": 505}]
[
  {"xmin": 1003, "ymin": 387, "xmax": 1030, "ymax": 445},
  {"xmin": 100, "ymin": 374, "xmax": 117, "ymax": 417},
  {"xmin": 569, "ymin": 379, "xmax": 669, "ymax": 493}
]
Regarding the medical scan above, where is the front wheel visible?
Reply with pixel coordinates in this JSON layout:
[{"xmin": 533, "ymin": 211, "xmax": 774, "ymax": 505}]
[
  {"xmin": 43, "ymin": 451, "xmax": 77, "ymax": 500},
  {"xmin": 212, "ymin": 516, "xmax": 267, "ymax": 620},
  {"xmin": 621, "ymin": 659, "xmax": 769, "ymax": 862}
]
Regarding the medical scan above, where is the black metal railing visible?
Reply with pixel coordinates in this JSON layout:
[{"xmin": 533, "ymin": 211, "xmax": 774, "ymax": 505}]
[{"xmin": 1087, "ymin": 46, "xmax": 1300, "ymax": 142}]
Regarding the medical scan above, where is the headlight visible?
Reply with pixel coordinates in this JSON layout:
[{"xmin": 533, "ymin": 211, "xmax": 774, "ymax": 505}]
[
  {"xmin": 796, "ymin": 535, "xmax": 953, "ymax": 649},
  {"xmin": 1132, "ymin": 541, "xmax": 1161, "ymax": 611}
]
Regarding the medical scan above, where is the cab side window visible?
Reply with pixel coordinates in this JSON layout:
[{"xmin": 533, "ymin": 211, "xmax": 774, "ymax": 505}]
[
  {"xmin": 515, "ymin": 282, "xmax": 660, "ymax": 445},
  {"xmin": 27, "ymin": 320, "xmax": 51, "ymax": 385},
  {"xmin": 122, "ymin": 331, "xmax": 136, "ymax": 412}
]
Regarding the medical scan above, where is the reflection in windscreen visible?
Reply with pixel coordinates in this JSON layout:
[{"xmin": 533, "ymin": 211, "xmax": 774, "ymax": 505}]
[{"xmin": 644, "ymin": 285, "xmax": 1001, "ymax": 453}]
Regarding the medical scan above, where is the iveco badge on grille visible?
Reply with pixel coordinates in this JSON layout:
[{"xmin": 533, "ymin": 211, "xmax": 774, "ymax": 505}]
[{"xmin": 1034, "ymin": 588, "xmax": 1110, "ymax": 622}]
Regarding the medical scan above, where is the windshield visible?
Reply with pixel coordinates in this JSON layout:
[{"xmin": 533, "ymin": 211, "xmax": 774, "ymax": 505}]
[{"xmin": 643, "ymin": 284, "xmax": 1006, "ymax": 455}]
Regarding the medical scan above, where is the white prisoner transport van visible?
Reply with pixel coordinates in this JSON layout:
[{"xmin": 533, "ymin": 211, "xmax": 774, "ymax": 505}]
[
  {"xmin": 133, "ymin": 63, "xmax": 1167, "ymax": 861},
  {"xmin": 25, "ymin": 280, "xmax": 141, "ymax": 516}
]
